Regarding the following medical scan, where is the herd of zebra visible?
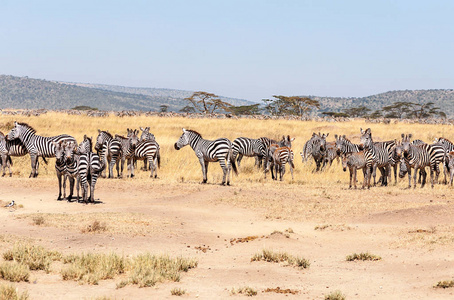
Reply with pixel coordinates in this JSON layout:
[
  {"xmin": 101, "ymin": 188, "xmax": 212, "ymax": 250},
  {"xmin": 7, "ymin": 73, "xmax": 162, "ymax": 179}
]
[
  {"xmin": 1, "ymin": 122, "xmax": 454, "ymax": 203},
  {"xmin": 0, "ymin": 122, "xmax": 160, "ymax": 203},
  {"xmin": 301, "ymin": 129, "xmax": 454, "ymax": 189}
]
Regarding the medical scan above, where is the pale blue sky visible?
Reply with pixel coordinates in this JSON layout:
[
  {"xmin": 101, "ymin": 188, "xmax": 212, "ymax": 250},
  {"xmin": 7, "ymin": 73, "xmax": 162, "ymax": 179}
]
[{"xmin": 1, "ymin": 0, "xmax": 453, "ymax": 102}]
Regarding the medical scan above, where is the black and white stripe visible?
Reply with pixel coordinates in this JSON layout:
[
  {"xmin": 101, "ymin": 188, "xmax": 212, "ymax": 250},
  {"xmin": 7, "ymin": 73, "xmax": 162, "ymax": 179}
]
[
  {"xmin": 265, "ymin": 146, "xmax": 294, "ymax": 181},
  {"xmin": 115, "ymin": 129, "xmax": 139, "ymax": 178},
  {"xmin": 341, "ymin": 151, "xmax": 367, "ymax": 189},
  {"xmin": 6, "ymin": 122, "xmax": 76, "ymax": 178},
  {"xmin": 232, "ymin": 137, "xmax": 266, "ymax": 169},
  {"xmin": 0, "ymin": 131, "xmax": 28, "ymax": 177},
  {"xmin": 132, "ymin": 140, "xmax": 161, "ymax": 178},
  {"xmin": 174, "ymin": 128, "xmax": 238, "ymax": 185},
  {"xmin": 95, "ymin": 130, "xmax": 122, "ymax": 178}
]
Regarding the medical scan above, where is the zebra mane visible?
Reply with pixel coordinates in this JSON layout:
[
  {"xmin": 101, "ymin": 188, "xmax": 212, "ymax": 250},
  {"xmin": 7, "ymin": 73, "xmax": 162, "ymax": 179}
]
[
  {"xmin": 0, "ymin": 131, "xmax": 3, "ymax": 137},
  {"xmin": 186, "ymin": 129, "xmax": 202, "ymax": 137},
  {"xmin": 101, "ymin": 131, "xmax": 113, "ymax": 139},
  {"xmin": 438, "ymin": 137, "xmax": 454, "ymax": 145},
  {"xmin": 17, "ymin": 122, "xmax": 36, "ymax": 134},
  {"xmin": 84, "ymin": 136, "xmax": 93, "ymax": 150},
  {"xmin": 115, "ymin": 134, "xmax": 127, "ymax": 140},
  {"xmin": 341, "ymin": 136, "xmax": 354, "ymax": 144}
]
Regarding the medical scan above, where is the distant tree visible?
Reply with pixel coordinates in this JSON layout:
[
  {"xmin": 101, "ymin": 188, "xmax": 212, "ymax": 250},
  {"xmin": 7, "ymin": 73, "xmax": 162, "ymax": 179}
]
[
  {"xmin": 321, "ymin": 111, "xmax": 349, "ymax": 117},
  {"xmin": 184, "ymin": 91, "xmax": 233, "ymax": 114},
  {"xmin": 368, "ymin": 110, "xmax": 383, "ymax": 119},
  {"xmin": 382, "ymin": 101, "xmax": 414, "ymax": 119},
  {"xmin": 72, "ymin": 105, "xmax": 98, "ymax": 111},
  {"xmin": 409, "ymin": 102, "xmax": 446, "ymax": 119},
  {"xmin": 179, "ymin": 105, "xmax": 196, "ymax": 113},
  {"xmin": 228, "ymin": 104, "xmax": 261, "ymax": 115},
  {"xmin": 342, "ymin": 106, "xmax": 371, "ymax": 117},
  {"xmin": 262, "ymin": 95, "xmax": 320, "ymax": 116},
  {"xmin": 160, "ymin": 105, "xmax": 168, "ymax": 113}
]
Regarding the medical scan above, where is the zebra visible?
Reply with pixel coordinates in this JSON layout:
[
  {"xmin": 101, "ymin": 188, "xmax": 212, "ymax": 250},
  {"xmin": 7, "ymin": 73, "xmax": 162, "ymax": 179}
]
[
  {"xmin": 0, "ymin": 131, "xmax": 29, "ymax": 177},
  {"xmin": 301, "ymin": 133, "xmax": 327, "ymax": 163},
  {"xmin": 259, "ymin": 136, "xmax": 294, "ymax": 168},
  {"xmin": 53, "ymin": 141, "xmax": 71, "ymax": 200},
  {"xmin": 131, "ymin": 139, "xmax": 161, "ymax": 178},
  {"xmin": 322, "ymin": 141, "xmax": 339, "ymax": 169},
  {"xmin": 174, "ymin": 128, "xmax": 238, "ymax": 185},
  {"xmin": 138, "ymin": 127, "xmax": 156, "ymax": 170},
  {"xmin": 265, "ymin": 146, "xmax": 294, "ymax": 181},
  {"xmin": 394, "ymin": 137, "xmax": 425, "ymax": 184},
  {"xmin": 447, "ymin": 151, "xmax": 454, "ymax": 186},
  {"xmin": 115, "ymin": 129, "xmax": 139, "ymax": 178},
  {"xmin": 303, "ymin": 133, "xmax": 328, "ymax": 172},
  {"xmin": 232, "ymin": 137, "xmax": 266, "ymax": 170},
  {"xmin": 75, "ymin": 135, "xmax": 93, "ymax": 155},
  {"xmin": 359, "ymin": 128, "xmax": 391, "ymax": 189},
  {"xmin": 94, "ymin": 130, "xmax": 122, "ymax": 178},
  {"xmin": 398, "ymin": 156, "xmax": 427, "ymax": 186},
  {"xmin": 334, "ymin": 134, "xmax": 360, "ymax": 156},
  {"xmin": 6, "ymin": 121, "xmax": 76, "ymax": 178},
  {"xmin": 78, "ymin": 136, "xmax": 105, "ymax": 202},
  {"xmin": 401, "ymin": 134, "xmax": 444, "ymax": 188},
  {"xmin": 433, "ymin": 137, "xmax": 454, "ymax": 184},
  {"xmin": 341, "ymin": 151, "xmax": 367, "ymax": 189}
]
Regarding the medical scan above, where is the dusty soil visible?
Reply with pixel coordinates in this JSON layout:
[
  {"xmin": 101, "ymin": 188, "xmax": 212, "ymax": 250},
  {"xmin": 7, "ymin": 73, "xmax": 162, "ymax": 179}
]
[{"xmin": 1, "ymin": 177, "xmax": 454, "ymax": 299}]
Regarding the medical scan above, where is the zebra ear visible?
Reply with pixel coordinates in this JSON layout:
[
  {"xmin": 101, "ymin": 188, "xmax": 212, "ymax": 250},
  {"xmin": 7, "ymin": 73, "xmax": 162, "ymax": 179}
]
[
  {"xmin": 401, "ymin": 133, "xmax": 405, "ymax": 138},
  {"xmin": 342, "ymin": 135, "xmax": 346, "ymax": 138},
  {"xmin": 409, "ymin": 134, "xmax": 412, "ymax": 139},
  {"xmin": 140, "ymin": 127, "xmax": 145, "ymax": 131},
  {"xmin": 365, "ymin": 128, "xmax": 371, "ymax": 134},
  {"xmin": 326, "ymin": 133, "xmax": 329, "ymax": 137},
  {"xmin": 290, "ymin": 138, "xmax": 295, "ymax": 142},
  {"xmin": 98, "ymin": 129, "xmax": 101, "ymax": 133},
  {"xmin": 146, "ymin": 127, "xmax": 150, "ymax": 130},
  {"xmin": 360, "ymin": 128, "xmax": 364, "ymax": 134},
  {"xmin": 182, "ymin": 128, "xmax": 187, "ymax": 132},
  {"xmin": 334, "ymin": 134, "xmax": 338, "ymax": 139}
]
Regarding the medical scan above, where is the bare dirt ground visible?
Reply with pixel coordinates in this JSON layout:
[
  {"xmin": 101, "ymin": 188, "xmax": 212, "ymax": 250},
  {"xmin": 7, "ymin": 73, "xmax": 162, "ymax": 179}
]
[{"xmin": 1, "ymin": 177, "xmax": 454, "ymax": 299}]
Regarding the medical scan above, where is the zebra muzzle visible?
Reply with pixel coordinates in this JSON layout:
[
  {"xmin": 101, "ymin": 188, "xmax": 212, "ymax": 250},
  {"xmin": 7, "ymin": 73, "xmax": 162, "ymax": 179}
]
[{"xmin": 174, "ymin": 143, "xmax": 180, "ymax": 150}]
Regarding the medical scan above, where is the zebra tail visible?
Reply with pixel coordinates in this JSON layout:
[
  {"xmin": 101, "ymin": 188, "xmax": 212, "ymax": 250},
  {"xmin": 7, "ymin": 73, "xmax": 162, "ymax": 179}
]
[
  {"xmin": 41, "ymin": 156, "xmax": 48, "ymax": 165},
  {"xmin": 289, "ymin": 160, "xmax": 295, "ymax": 169},
  {"xmin": 230, "ymin": 150, "xmax": 238, "ymax": 176},
  {"xmin": 157, "ymin": 149, "xmax": 161, "ymax": 169},
  {"xmin": 8, "ymin": 156, "xmax": 13, "ymax": 166}
]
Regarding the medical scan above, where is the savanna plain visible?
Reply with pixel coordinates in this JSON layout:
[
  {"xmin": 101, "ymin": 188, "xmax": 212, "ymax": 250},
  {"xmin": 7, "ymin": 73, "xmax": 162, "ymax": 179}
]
[{"xmin": 1, "ymin": 112, "xmax": 454, "ymax": 300}]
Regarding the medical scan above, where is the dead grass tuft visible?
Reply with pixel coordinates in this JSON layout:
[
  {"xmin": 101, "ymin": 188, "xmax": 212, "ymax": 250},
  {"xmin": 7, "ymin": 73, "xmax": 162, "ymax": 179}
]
[
  {"xmin": 251, "ymin": 249, "xmax": 310, "ymax": 269},
  {"xmin": 170, "ymin": 288, "xmax": 186, "ymax": 296},
  {"xmin": 0, "ymin": 283, "xmax": 29, "ymax": 300},
  {"xmin": 315, "ymin": 224, "xmax": 352, "ymax": 231},
  {"xmin": 325, "ymin": 290, "xmax": 346, "ymax": 300},
  {"xmin": 2, "ymin": 243, "xmax": 61, "ymax": 273},
  {"xmin": 80, "ymin": 220, "xmax": 108, "ymax": 234},
  {"xmin": 346, "ymin": 252, "xmax": 381, "ymax": 261},
  {"xmin": 0, "ymin": 261, "xmax": 30, "ymax": 282},
  {"xmin": 263, "ymin": 287, "xmax": 299, "ymax": 294},
  {"xmin": 230, "ymin": 236, "xmax": 260, "ymax": 245},
  {"xmin": 230, "ymin": 286, "xmax": 257, "ymax": 296},
  {"xmin": 434, "ymin": 280, "xmax": 454, "ymax": 289},
  {"xmin": 32, "ymin": 215, "xmax": 45, "ymax": 226}
]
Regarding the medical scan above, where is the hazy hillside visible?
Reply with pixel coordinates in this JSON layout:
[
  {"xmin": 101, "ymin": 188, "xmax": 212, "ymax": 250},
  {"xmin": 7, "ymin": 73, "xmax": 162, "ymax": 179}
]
[
  {"xmin": 312, "ymin": 89, "xmax": 454, "ymax": 117},
  {"xmin": 0, "ymin": 75, "xmax": 254, "ymax": 111}
]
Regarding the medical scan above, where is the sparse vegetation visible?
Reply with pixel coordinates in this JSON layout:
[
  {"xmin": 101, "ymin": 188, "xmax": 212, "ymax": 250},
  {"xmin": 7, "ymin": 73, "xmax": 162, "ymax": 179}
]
[
  {"xmin": 325, "ymin": 290, "xmax": 346, "ymax": 300},
  {"xmin": 434, "ymin": 280, "xmax": 454, "ymax": 289},
  {"xmin": 263, "ymin": 287, "xmax": 299, "ymax": 294},
  {"xmin": 3, "ymin": 243, "xmax": 61, "ymax": 272},
  {"xmin": 0, "ymin": 284, "xmax": 29, "ymax": 300},
  {"xmin": 0, "ymin": 261, "xmax": 30, "ymax": 282},
  {"xmin": 32, "ymin": 215, "xmax": 45, "ymax": 226},
  {"xmin": 80, "ymin": 220, "xmax": 108, "ymax": 233},
  {"xmin": 251, "ymin": 249, "xmax": 310, "ymax": 269},
  {"xmin": 346, "ymin": 252, "xmax": 381, "ymax": 261},
  {"xmin": 230, "ymin": 286, "xmax": 257, "ymax": 296},
  {"xmin": 171, "ymin": 288, "xmax": 186, "ymax": 296}
]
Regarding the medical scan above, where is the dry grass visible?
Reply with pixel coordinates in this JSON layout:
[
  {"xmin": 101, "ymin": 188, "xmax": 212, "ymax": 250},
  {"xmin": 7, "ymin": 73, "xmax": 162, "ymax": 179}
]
[
  {"xmin": 170, "ymin": 288, "xmax": 186, "ymax": 296},
  {"xmin": 230, "ymin": 286, "xmax": 257, "ymax": 296},
  {"xmin": 325, "ymin": 290, "xmax": 346, "ymax": 300},
  {"xmin": 17, "ymin": 212, "xmax": 172, "ymax": 236},
  {"xmin": 434, "ymin": 280, "xmax": 454, "ymax": 289},
  {"xmin": 0, "ymin": 284, "xmax": 29, "ymax": 300},
  {"xmin": 3, "ymin": 243, "xmax": 62, "ymax": 273},
  {"xmin": 0, "ymin": 261, "xmax": 30, "ymax": 282},
  {"xmin": 392, "ymin": 225, "xmax": 454, "ymax": 249},
  {"xmin": 346, "ymin": 252, "xmax": 381, "ymax": 261},
  {"xmin": 251, "ymin": 249, "xmax": 310, "ymax": 269}
]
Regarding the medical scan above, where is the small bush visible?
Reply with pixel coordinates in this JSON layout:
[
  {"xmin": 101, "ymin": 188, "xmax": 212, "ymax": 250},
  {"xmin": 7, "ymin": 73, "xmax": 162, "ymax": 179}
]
[
  {"xmin": 0, "ymin": 262, "xmax": 30, "ymax": 282},
  {"xmin": 251, "ymin": 249, "xmax": 310, "ymax": 269},
  {"xmin": 80, "ymin": 220, "xmax": 107, "ymax": 233},
  {"xmin": 3, "ymin": 244, "xmax": 61, "ymax": 273},
  {"xmin": 171, "ymin": 288, "xmax": 186, "ymax": 296},
  {"xmin": 325, "ymin": 290, "xmax": 346, "ymax": 300},
  {"xmin": 346, "ymin": 252, "xmax": 381, "ymax": 261},
  {"xmin": 32, "ymin": 216, "xmax": 45, "ymax": 226},
  {"xmin": 231, "ymin": 286, "xmax": 257, "ymax": 296},
  {"xmin": 0, "ymin": 283, "xmax": 29, "ymax": 300},
  {"xmin": 434, "ymin": 280, "xmax": 454, "ymax": 289}
]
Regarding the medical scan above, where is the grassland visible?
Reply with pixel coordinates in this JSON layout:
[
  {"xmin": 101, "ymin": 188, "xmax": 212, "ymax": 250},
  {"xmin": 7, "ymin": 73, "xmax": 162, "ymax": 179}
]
[{"xmin": 1, "ymin": 112, "xmax": 454, "ymax": 299}]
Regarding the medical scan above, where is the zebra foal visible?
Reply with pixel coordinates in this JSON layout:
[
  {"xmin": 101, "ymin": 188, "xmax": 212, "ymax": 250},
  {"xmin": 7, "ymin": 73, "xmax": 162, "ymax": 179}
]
[
  {"xmin": 265, "ymin": 146, "xmax": 294, "ymax": 181},
  {"xmin": 0, "ymin": 131, "xmax": 28, "ymax": 177},
  {"xmin": 341, "ymin": 151, "xmax": 367, "ymax": 189},
  {"xmin": 174, "ymin": 128, "xmax": 238, "ymax": 185}
]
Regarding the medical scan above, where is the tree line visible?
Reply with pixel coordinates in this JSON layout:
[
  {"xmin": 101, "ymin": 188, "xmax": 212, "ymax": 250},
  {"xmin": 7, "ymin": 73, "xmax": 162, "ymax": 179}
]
[{"xmin": 181, "ymin": 91, "xmax": 447, "ymax": 119}]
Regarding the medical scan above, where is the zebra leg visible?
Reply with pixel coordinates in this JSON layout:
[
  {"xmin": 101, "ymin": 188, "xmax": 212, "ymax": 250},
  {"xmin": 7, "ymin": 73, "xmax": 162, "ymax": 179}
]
[
  {"xmin": 57, "ymin": 172, "xmax": 63, "ymax": 200},
  {"xmin": 280, "ymin": 164, "xmax": 285, "ymax": 181},
  {"xmin": 290, "ymin": 163, "xmax": 294, "ymax": 180},
  {"xmin": 116, "ymin": 157, "xmax": 121, "ymax": 178},
  {"xmin": 67, "ymin": 176, "xmax": 74, "ymax": 201},
  {"xmin": 129, "ymin": 158, "xmax": 135, "ymax": 178},
  {"xmin": 349, "ymin": 167, "xmax": 353, "ymax": 189},
  {"xmin": 62, "ymin": 174, "xmax": 67, "ymax": 199},
  {"xmin": 219, "ymin": 158, "xmax": 229, "ymax": 185},
  {"xmin": 119, "ymin": 157, "xmax": 125, "ymax": 178},
  {"xmin": 29, "ymin": 154, "xmax": 38, "ymax": 178},
  {"xmin": 236, "ymin": 154, "xmax": 243, "ymax": 168},
  {"xmin": 0, "ymin": 154, "xmax": 6, "ymax": 177},
  {"xmin": 7, "ymin": 156, "xmax": 12, "ymax": 177},
  {"xmin": 199, "ymin": 158, "xmax": 208, "ymax": 183},
  {"xmin": 393, "ymin": 164, "xmax": 397, "ymax": 185}
]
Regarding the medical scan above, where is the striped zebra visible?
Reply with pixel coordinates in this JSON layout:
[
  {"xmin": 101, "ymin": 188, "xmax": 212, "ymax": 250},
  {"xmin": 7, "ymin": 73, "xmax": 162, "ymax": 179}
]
[
  {"xmin": 232, "ymin": 137, "xmax": 266, "ymax": 169},
  {"xmin": 323, "ymin": 141, "xmax": 339, "ymax": 169},
  {"xmin": 174, "ymin": 128, "xmax": 238, "ymax": 185},
  {"xmin": 53, "ymin": 141, "xmax": 71, "ymax": 200},
  {"xmin": 434, "ymin": 137, "xmax": 454, "ymax": 184},
  {"xmin": 302, "ymin": 133, "xmax": 328, "ymax": 172},
  {"xmin": 341, "ymin": 151, "xmax": 367, "ymax": 189},
  {"xmin": 115, "ymin": 129, "xmax": 139, "ymax": 178},
  {"xmin": 6, "ymin": 122, "xmax": 76, "ymax": 178},
  {"xmin": 335, "ymin": 134, "xmax": 360, "ymax": 156},
  {"xmin": 79, "ymin": 136, "xmax": 105, "ymax": 203},
  {"xmin": 447, "ymin": 151, "xmax": 454, "ymax": 185},
  {"xmin": 0, "ymin": 131, "xmax": 29, "ymax": 177},
  {"xmin": 265, "ymin": 146, "xmax": 294, "ymax": 181},
  {"xmin": 398, "ymin": 157, "xmax": 427, "ymax": 186},
  {"xmin": 131, "ymin": 139, "xmax": 161, "ymax": 178},
  {"xmin": 94, "ymin": 130, "xmax": 122, "ymax": 178},
  {"xmin": 394, "ymin": 137, "xmax": 425, "ymax": 184},
  {"xmin": 301, "ymin": 133, "xmax": 327, "ymax": 163},
  {"xmin": 359, "ymin": 128, "xmax": 391, "ymax": 189},
  {"xmin": 138, "ymin": 127, "xmax": 155, "ymax": 171},
  {"xmin": 259, "ymin": 136, "xmax": 294, "ymax": 169},
  {"xmin": 401, "ymin": 134, "xmax": 444, "ymax": 188}
]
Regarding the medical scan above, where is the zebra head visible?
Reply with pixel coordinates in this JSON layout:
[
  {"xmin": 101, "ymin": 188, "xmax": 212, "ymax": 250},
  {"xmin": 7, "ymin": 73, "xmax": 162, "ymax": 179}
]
[
  {"xmin": 53, "ymin": 141, "xmax": 65, "ymax": 164},
  {"xmin": 399, "ymin": 158, "xmax": 408, "ymax": 178},
  {"xmin": 64, "ymin": 141, "xmax": 77, "ymax": 164},
  {"xmin": 334, "ymin": 134, "xmax": 345, "ymax": 155},
  {"xmin": 394, "ymin": 139, "xmax": 403, "ymax": 159},
  {"xmin": 341, "ymin": 153, "xmax": 350, "ymax": 172},
  {"xmin": 401, "ymin": 134, "xmax": 413, "ymax": 158},
  {"xmin": 174, "ymin": 128, "xmax": 192, "ymax": 150},
  {"xmin": 95, "ymin": 130, "xmax": 111, "ymax": 152},
  {"xmin": 77, "ymin": 135, "xmax": 92, "ymax": 154},
  {"xmin": 140, "ymin": 127, "xmax": 156, "ymax": 141},
  {"xmin": 359, "ymin": 128, "xmax": 372, "ymax": 150},
  {"xmin": 6, "ymin": 121, "xmax": 21, "ymax": 141},
  {"xmin": 280, "ymin": 135, "xmax": 295, "ymax": 148},
  {"xmin": 127, "ymin": 129, "xmax": 139, "ymax": 149}
]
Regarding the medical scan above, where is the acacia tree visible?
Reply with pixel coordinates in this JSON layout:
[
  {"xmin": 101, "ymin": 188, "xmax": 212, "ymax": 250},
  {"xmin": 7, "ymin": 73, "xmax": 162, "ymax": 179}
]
[
  {"xmin": 228, "ymin": 104, "xmax": 261, "ymax": 115},
  {"xmin": 184, "ymin": 91, "xmax": 232, "ymax": 114},
  {"xmin": 262, "ymin": 95, "xmax": 320, "ymax": 116}
]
